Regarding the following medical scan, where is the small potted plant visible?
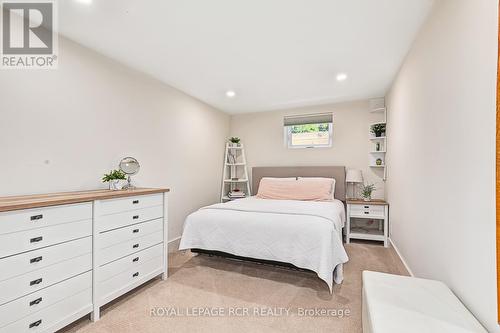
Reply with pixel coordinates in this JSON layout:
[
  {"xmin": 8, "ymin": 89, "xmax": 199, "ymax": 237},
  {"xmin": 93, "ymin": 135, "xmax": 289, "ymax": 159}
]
[
  {"xmin": 371, "ymin": 123, "xmax": 386, "ymax": 137},
  {"xmin": 229, "ymin": 137, "xmax": 241, "ymax": 147},
  {"xmin": 361, "ymin": 183, "xmax": 376, "ymax": 201},
  {"xmin": 102, "ymin": 169, "xmax": 127, "ymax": 190}
]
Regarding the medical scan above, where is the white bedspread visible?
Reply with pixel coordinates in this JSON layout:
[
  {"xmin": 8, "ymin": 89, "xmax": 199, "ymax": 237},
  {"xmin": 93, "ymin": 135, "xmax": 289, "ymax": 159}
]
[{"xmin": 179, "ymin": 197, "xmax": 349, "ymax": 291}]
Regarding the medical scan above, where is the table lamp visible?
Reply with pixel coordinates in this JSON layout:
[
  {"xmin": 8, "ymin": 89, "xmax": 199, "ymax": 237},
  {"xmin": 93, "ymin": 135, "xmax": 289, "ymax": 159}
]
[{"xmin": 346, "ymin": 169, "xmax": 363, "ymax": 199}]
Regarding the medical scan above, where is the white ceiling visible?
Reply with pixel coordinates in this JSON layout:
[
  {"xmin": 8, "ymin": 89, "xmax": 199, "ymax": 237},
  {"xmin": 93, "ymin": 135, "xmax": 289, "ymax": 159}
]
[{"xmin": 58, "ymin": 0, "xmax": 434, "ymax": 114}]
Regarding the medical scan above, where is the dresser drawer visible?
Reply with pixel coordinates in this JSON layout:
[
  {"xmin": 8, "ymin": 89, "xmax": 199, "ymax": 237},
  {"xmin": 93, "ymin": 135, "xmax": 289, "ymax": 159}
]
[
  {"xmin": 0, "ymin": 288, "xmax": 91, "ymax": 333},
  {"xmin": 98, "ymin": 205, "xmax": 163, "ymax": 232},
  {"xmin": 0, "ymin": 271, "xmax": 91, "ymax": 328},
  {"xmin": 100, "ymin": 194, "xmax": 163, "ymax": 216},
  {"xmin": 0, "ymin": 203, "xmax": 91, "ymax": 236},
  {"xmin": 0, "ymin": 237, "xmax": 91, "ymax": 282},
  {"xmin": 0, "ymin": 253, "xmax": 91, "ymax": 305},
  {"xmin": 0, "ymin": 219, "xmax": 91, "ymax": 258},
  {"xmin": 98, "ymin": 231, "xmax": 163, "ymax": 266},
  {"xmin": 98, "ymin": 255, "xmax": 163, "ymax": 303},
  {"xmin": 350, "ymin": 204, "xmax": 385, "ymax": 217},
  {"xmin": 99, "ymin": 243, "xmax": 163, "ymax": 282},
  {"xmin": 99, "ymin": 218, "xmax": 163, "ymax": 249}
]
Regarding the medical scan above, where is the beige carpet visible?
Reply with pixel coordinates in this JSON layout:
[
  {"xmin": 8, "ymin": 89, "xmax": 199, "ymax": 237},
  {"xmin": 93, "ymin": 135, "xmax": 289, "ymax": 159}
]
[{"xmin": 61, "ymin": 242, "xmax": 408, "ymax": 333}]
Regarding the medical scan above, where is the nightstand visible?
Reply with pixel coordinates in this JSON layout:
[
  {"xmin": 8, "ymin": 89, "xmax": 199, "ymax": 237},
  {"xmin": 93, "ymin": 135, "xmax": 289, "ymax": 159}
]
[{"xmin": 346, "ymin": 199, "xmax": 389, "ymax": 247}]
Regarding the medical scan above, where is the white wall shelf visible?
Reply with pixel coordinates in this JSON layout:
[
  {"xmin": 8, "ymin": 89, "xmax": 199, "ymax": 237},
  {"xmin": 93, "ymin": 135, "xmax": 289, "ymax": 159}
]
[
  {"xmin": 369, "ymin": 136, "xmax": 386, "ymax": 141},
  {"xmin": 370, "ymin": 107, "xmax": 386, "ymax": 113},
  {"xmin": 369, "ymin": 98, "xmax": 387, "ymax": 180}
]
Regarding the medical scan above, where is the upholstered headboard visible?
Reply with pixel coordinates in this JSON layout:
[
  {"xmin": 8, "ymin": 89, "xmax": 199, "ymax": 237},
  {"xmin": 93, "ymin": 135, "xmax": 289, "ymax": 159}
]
[{"xmin": 251, "ymin": 166, "xmax": 346, "ymax": 201}]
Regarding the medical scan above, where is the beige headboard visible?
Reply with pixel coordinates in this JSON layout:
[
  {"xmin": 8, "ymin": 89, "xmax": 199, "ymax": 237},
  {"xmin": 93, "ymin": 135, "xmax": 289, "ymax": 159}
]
[{"xmin": 252, "ymin": 166, "xmax": 346, "ymax": 201}]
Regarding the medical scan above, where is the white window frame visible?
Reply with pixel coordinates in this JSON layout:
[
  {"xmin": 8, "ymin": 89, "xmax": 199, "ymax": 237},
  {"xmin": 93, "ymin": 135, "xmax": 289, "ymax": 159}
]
[{"xmin": 284, "ymin": 122, "xmax": 333, "ymax": 149}]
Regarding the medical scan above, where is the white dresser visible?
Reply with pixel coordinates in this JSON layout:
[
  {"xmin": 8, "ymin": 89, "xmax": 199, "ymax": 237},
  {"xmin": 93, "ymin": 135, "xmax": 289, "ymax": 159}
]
[
  {"xmin": 93, "ymin": 193, "xmax": 167, "ymax": 320},
  {"xmin": 0, "ymin": 188, "xmax": 169, "ymax": 332}
]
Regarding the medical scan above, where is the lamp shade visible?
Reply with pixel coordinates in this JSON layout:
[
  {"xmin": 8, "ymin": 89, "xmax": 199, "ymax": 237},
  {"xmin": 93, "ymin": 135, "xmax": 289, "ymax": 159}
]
[{"xmin": 346, "ymin": 169, "xmax": 363, "ymax": 183}]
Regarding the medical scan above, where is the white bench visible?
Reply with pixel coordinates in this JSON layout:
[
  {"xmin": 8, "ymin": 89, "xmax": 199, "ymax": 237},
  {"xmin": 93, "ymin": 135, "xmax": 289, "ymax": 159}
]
[{"xmin": 362, "ymin": 271, "xmax": 487, "ymax": 333}]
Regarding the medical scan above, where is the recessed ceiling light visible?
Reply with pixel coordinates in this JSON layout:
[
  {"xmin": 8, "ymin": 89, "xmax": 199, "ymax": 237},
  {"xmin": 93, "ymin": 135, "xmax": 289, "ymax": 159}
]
[
  {"xmin": 336, "ymin": 73, "xmax": 348, "ymax": 81},
  {"xmin": 75, "ymin": 0, "xmax": 92, "ymax": 4},
  {"xmin": 226, "ymin": 90, "xmax": 236, "ymax": 98}
]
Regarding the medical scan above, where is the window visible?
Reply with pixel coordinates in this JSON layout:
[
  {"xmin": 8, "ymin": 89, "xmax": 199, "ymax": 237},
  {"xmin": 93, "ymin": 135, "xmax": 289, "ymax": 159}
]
[{"xmin": 284, "ymin": 113, "xmax": 333, "ymax": 148}]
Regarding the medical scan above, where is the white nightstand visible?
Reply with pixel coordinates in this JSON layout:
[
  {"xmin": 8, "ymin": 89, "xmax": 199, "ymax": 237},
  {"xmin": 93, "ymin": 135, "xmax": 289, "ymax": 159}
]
[{"xmin": 346, "ymin": 200, "xmax": 389, "ymax": 247}]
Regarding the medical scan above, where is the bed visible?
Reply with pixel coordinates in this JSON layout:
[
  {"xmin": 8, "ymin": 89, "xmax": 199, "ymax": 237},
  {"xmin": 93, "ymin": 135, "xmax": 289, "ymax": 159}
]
[{"xmin": 179, "ymin": 166, "xmax": 349, "ymax": 291}]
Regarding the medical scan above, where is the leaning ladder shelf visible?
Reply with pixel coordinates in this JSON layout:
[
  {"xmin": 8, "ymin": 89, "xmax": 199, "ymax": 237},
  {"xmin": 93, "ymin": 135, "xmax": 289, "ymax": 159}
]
[{"xmin": 220, "ymin": 143, "xmax": 251, "ymax": 202}]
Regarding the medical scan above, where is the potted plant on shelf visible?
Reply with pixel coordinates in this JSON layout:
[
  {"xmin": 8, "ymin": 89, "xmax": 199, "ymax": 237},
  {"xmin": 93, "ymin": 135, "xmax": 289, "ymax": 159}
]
[
  {"xmin": 370, "ymin": 123, "xmax": 386, "ymax": 137},
  {"xmin": 229, "ymin": 137, "xmax": 241, "ymax": 147},
  {"xmin": 102, "ymin": 169, "xmax": 127, "ymax": 190},
  {"xmin": 361, "ymin": 183, "xmax": 376, "ymax": 201}
]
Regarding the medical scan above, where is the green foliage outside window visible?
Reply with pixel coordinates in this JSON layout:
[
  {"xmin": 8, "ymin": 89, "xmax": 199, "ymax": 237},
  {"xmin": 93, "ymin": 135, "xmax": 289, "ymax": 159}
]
[{"xmin": 290, "ymin": 123, "xmax": 330, "ymax": 134}]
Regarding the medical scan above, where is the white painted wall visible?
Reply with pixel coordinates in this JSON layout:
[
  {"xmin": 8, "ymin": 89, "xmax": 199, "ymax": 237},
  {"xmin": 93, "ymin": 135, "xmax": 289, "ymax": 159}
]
[
  {"xmin": 230, "ymin": 100, "xmax": 386, "ymax": 198},
  {"xmin": 386, "ymin": 0, "xmax": 498, "ymax": 331},
  {"xmin": 0, "ymin": 36, "xmax": 230, "ymax": 241}
]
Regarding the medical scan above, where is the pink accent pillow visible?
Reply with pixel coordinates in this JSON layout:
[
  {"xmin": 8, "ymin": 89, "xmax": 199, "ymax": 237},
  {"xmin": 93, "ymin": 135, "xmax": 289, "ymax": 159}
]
[
  {"xmin": 256, "ymin": 177, "xmax": 335, "ymax": 201},
  {"xmin": 299, "ymin": 177, "xmax": 336, "ymax": 200}
]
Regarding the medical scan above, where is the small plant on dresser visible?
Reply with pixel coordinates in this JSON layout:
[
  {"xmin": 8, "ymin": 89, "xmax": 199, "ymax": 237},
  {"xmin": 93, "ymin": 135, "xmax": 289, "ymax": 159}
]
[
  {"xmin": 361, "ymin": 183, "xmax": 376, "ymax": 201},
  {"xmin": 102, "ymin": 169, "xmax": 127, "ymax": 190}
]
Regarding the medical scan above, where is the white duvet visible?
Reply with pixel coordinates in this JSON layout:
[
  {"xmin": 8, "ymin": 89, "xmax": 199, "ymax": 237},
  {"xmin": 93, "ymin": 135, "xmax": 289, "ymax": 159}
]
[{"xmin": 179, "ymin": 197, "xmax": 349, "ymax": 291}]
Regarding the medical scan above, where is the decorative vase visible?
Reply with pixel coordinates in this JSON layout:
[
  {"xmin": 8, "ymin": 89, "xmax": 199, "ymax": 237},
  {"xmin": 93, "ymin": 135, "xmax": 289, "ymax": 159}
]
[
  {"xmin": 109, "ymin": 179, "xmax": 126, "ymax": 191},
  {"xmin": 375, "ymin": 132, "xmax": 381, "ymax": 137},
  {"xmin": 376, "ymin": 158, "xmax": 383, "ymax": 166},
  {"xmin": 363, "ymin": 195, "xmax": 371, "ymax": 202},
  {"xmin": 229, "ymin": 142, "xmax": 240, "ymax": 147},
  {"xmin": 376, "ymin": 143, "xmax": 380, "ymax": 151}
]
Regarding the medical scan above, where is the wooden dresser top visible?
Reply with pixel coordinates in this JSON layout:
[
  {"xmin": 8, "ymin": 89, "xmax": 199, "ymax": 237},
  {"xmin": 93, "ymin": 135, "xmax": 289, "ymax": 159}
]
[
  {"xmin": 346, "ymin": 199, "xmax": 388, "ymax": 205},
  {"xmin": 0, "ymin": 188, "xmax": 170, "ymax": 212}
]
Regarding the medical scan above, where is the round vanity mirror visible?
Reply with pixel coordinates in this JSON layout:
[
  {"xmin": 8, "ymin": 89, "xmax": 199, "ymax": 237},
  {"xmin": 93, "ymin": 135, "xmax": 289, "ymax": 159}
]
[{"xmin": 119, "ymin": 157, "xmax": 140, "ymax": 189}]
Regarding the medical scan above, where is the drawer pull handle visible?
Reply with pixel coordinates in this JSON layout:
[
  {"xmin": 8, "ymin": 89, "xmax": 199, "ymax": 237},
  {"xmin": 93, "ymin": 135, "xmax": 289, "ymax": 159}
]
[
  {"xmin": 30, "ymin": 214, "xmax": 43, "ymax": 221},
  {"xmin": 364, "ymin": 212, "xmax": 369, "ymax": 214},
  {"xmin": 364, "ymin": 206, "xmax": 369, "ymax": 209},
  {"xmin": 29, "ymin": 319, "xmax": 42, "ymax": 328},
  {"xmin": 30, "ymin": 278, "xmax": 43, "ymax": 286},
  {"xmin": 133, "ymin": 215, "xmax": 139, "ymax": 220},
  {"xmin": 133, "ymin": 244, "xmax": 139, "ymax": 249},
  {"xmin": 133, "ymin": 257, "xmax": 139, "ymax": 262},
  {"xmin": 30, "ymin": 236, "xmax": 43, "ymax": 243},
  {"xmin": 132, "ymin": 272, "xmax": 139, "ymax": 277},
  {"xmin": 133, "ymin": 200, "xmax": 139, "ymax": 204},
  {"xmin": 29, "ymin": 297, "xmax": 43, "ymax": 306},
  {"xmin": 30, "ymin": 256, "xmax": 43, "ymax": 263},
  {"xmin": 132, "ymin": 229, "xmax": 140, "ymax": 233}
]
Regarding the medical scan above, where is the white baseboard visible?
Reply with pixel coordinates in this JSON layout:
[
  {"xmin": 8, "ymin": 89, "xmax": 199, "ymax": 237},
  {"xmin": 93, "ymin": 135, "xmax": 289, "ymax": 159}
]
[
  {"xmin": 389, "ymin": 238, "xmax": 414, "ymax": 277},
  {"xmin": 167, "ymin": 236, "xmax": 181, "ymax": 253}
]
